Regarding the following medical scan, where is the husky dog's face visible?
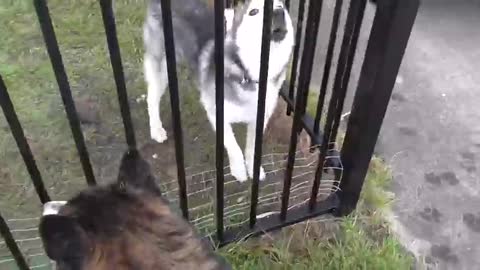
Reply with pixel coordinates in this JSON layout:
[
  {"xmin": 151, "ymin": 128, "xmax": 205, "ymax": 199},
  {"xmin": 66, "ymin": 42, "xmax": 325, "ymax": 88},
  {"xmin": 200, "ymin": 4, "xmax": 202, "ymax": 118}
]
[
  {"xmin": 234, "ymin": 0, "xmax": 289, "ymax": 42},
  {"xmin": 39, "ymin": 151, "xmax": 229, "ymax": 270},
  {"xmin": 230, "ymin": 0, "xmax": 294, "ymax": 82}
]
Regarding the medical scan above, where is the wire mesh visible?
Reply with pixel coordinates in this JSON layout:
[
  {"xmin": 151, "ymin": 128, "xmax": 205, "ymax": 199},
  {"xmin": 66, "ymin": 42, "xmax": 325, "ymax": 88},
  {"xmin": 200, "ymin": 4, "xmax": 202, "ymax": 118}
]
[{"xmin": 0, "ymin": 145, "xmax": 342, "ymax": 268}]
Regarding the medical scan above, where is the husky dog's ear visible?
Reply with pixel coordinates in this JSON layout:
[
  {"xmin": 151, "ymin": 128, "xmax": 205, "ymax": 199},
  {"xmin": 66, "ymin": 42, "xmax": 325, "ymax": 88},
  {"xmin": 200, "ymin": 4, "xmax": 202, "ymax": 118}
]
[
  {"xmin": 117, "ymin": 149, "xmax": 161, "ymax": 194},
  {"xmin": 39, "ymin": 215, "xmax": 90, "ymax": 263}
]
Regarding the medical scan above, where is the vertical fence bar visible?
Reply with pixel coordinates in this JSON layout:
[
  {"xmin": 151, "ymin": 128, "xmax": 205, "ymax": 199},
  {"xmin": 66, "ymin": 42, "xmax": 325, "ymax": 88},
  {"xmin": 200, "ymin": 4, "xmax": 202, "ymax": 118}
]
[
  {"xmin": 249, "ymin": 0, "xmax": 274, "ymax": 229},
  {"xmin": 0, "ymin": 76, "xmax": 50, "ymax": 204},
  {"xmin": 0, "ymin": 213, "xmax": 30, "ymax": 270},
  {"xmin": 286, "ymin": 0, "xmax": 306, "ymax": 116},
  {"xmin": 33, "ymin": 0, "xmax": 96, "ymax": 186},
  {"xmin": 99, "ymin": 0, "xmax": 137, "ymax": 150},
  {"xmin": 158, "ymin": 0, "xmax": 188, "ymax": 219},
  {"xmin": 280, "ymin": 0, "xmax": 323, "ymax": 221},
  {"xmin": 214, "ymin": 0, "xmax": 225, "ymax": 241},
  {"xmin": 309, "ymin": 0, "xmax": 366, "ymax": 210},
  {"xmin": 285, "ymin": 0, "xmax": 290, "ymax": 10},
  {"xmin": 299, "ymin": 0, "xmax": 323, "ymax": 116},
  {"xmin": 328, "ymin": 0, "xmax": 366, "ymax": 149},
  {"xmin": 313, "ymin": 0, "xmax": 343, "ymax": 134},
  {"xmin": 339, "ymin": 0, "xmax": 419, "ymax": 215},
  {"xmin": 329, "ymin": 0, "xmax": 366, "ymax": 148}
]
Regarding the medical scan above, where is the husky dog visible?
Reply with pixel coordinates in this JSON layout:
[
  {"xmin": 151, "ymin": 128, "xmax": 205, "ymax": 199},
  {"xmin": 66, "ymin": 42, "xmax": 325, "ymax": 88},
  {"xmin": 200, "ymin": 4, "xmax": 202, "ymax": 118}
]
[
  {"xmin": 39, "ymin": 150, "xmax": 230, "ymax": 270},
  {"xmin": 144, "ymin": 0, "xmax": 294, "ymax": 182}
]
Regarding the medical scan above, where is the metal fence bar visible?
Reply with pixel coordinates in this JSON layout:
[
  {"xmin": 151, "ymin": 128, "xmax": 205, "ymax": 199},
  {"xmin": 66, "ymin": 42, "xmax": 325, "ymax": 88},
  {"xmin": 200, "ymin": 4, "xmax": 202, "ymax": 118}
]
[
  {"xmin": 310, "ymin": 0, "xmax": 366, "ymax": 210},
  {"xmin": 249, "ymin": 0, "xmax": 274, "ymax": 229},
  {"xmin": 313, "ymin": 0, "xmax": 343, "ymax": 134},
  {"xmin": 329, "ymin": 0, "xmax": 366, "ymax": 148},
  {"xmin": 286, "ymin": 0, "xmax": 306, "ymax": 115},
  {"xmin": 221, "ymin": 192, "xmax": 339, "ymax": 247},
  {"xmin": 33, "ymin": 0, "xmax": 96, "ymax": 186},
  {"xmin": 158, "ymin": 0, "xmax": 188, "ymax": 219},
  {"xmin": 214, "ymin": 0, "xmax": 225, "ymax": 242},
  {"xmin": 328, "ymin": 0, "xmax": 366, "ymax": 150},
  {"xmin": 299, "ymin": 0, "xmax": 323, "ymax": 116},
  {"xmin": 0, "ymin": 213, "xmax": 30, "ymax": 270},
  {"xmin": 99, "ymin": 0, "xmax": 137, "ymax": 150},
  {"xmin": 0, "ymin": 76, "xmax": 50, "ymax": 204},
  {"xmin": 339, "ymin": 0, "xmax": 419, "ymax": 215},
  {"xmin": 279, "ymin": 86, "xmax": 326, "ymax": 147},
  {"xmin": 285, "ymin": 0, "xmax": 290, "ymax": 10},
  {"xmin": 280, "ymin": 0, "xmax": 323, "ymax": 221}
]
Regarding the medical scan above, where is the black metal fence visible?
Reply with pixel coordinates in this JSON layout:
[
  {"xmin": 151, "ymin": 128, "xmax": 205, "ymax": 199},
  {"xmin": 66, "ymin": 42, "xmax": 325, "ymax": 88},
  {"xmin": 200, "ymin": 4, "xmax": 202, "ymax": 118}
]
[{"xmin": 0, "ymin": 0, "xmax": 419, "ymax": 268}]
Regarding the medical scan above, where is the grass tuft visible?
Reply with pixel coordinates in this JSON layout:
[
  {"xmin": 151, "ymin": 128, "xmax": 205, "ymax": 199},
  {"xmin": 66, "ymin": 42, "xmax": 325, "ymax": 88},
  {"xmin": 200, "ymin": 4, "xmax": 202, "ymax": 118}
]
[{"xmin": 219, "ymin": 145, "xmax": 413, "ymax": 269}]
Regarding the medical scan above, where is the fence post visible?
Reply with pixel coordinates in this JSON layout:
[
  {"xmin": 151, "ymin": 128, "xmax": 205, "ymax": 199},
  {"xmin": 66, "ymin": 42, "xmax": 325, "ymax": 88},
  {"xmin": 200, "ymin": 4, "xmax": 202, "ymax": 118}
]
[
  {"xmin": 158, "ymin": 0, "xmax": 189, "ymax": 220},
  {"xmin": 249, "ymin": 0, "xmax": 273, "ymax": 228},
  {"xmin": 214, "ymin": 0, "xmax": 225, "ymax": 242},
  {"xmin": 338, "ymin": 0, "xmax": 419, "ymax": 215}
]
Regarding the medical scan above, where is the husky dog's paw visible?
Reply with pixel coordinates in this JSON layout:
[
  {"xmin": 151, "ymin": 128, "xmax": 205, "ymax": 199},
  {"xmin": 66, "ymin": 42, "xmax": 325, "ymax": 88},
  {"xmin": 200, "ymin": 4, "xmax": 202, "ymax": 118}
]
[
  {"xmin": 151, "ymin": 126, "xmax": 168, "ymax": 143},
  {"xmin": 247, "ymin": 164, "xmax": 266, "ymax": 181},
  {"xmin": 230, "ymin": 163, "xmax": 248, "ymax": 183}
]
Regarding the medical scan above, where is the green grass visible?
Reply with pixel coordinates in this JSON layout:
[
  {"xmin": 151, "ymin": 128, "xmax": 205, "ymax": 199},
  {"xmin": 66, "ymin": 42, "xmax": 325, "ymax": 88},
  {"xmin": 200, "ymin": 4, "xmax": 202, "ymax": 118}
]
[
  {"xmin": 0, "ymin": 0, "xmax": 221, "ymax": 218},
  {"xmin": 1, "ymin": 0, "xmax": 147, "ymax": 216},
  {"xmin": 222, "ymin": 219, "xmax": 412, "ymax": 270},
  {"xmin": 219, "ymin": 158, "xmax": 414, "ymax": 270}
]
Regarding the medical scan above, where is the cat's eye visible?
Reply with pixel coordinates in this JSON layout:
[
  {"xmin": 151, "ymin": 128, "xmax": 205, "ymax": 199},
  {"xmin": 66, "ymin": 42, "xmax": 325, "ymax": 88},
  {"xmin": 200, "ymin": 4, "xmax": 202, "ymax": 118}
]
[{"xmin": 249, "ymin": 9, "xmax": 259, "ymax": 16}]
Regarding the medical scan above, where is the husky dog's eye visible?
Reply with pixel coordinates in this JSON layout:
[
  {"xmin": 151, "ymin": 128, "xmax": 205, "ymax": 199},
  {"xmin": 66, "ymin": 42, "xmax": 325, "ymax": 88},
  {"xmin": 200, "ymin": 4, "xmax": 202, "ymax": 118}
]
[{"xmin": 249, "ymin": 9, "xmax": 259, "ymax": 16}]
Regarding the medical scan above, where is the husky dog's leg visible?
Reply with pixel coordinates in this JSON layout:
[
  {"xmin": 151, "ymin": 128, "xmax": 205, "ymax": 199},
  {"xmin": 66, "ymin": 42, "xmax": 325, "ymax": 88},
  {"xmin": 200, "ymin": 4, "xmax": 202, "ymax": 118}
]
[
  {"xmin": 245, "ymin": 80, "xmax": 282, "ymax": 180},
  {"xmin": 224, "ymin": 124, "xmax": 248, "ymax": 182},
  {"xmin": 245, "ymin": 122, "xmax": 266, "ymax": 181},
  {"xmin": 205, "ymin": 109, "xmax": 248, "ymax": 182},
  {"xmin": 145, "ymin": 54, "xmax": 168, "ymax": 143}
]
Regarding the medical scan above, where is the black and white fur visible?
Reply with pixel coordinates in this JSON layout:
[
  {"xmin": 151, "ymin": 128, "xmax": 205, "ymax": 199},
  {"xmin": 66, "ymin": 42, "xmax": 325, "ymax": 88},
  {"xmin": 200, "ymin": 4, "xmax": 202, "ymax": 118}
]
[{"xmin": 144, "ymin": 0, "xmax": 294, "ymax": 182}]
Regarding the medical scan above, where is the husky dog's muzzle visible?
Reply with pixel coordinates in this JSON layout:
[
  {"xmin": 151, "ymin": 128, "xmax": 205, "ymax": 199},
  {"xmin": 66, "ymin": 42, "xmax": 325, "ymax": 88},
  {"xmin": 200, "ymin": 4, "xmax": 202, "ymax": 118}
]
[{"xmin": 272, "ymin": 7, "xmax": 287, "ymax": 42}]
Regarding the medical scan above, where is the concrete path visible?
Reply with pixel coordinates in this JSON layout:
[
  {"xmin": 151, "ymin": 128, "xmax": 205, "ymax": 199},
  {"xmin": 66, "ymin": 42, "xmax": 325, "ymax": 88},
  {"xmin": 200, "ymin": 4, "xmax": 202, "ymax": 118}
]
[
  {"xmin": 377, "ymin": 1, "xmax": 480, "ymax": 269},
  {"xmin": 295, "ymin": 0, "xmax": 480, "ymax": 268}
]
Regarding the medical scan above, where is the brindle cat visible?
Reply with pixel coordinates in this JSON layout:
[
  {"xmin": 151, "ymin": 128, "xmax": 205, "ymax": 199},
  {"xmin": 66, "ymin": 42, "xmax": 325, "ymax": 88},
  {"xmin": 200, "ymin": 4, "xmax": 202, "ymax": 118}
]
[{"xmin": 39, "ymin": 150, "xmax": 230, "ymax": 270}]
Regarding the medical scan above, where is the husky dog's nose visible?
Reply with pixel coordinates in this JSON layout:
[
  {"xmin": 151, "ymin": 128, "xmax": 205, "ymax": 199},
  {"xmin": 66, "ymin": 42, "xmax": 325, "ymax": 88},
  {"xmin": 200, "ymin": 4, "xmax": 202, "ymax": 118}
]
[{"xmin": 272, "ymin": 8, "xmax": 287, "ymax": 41}]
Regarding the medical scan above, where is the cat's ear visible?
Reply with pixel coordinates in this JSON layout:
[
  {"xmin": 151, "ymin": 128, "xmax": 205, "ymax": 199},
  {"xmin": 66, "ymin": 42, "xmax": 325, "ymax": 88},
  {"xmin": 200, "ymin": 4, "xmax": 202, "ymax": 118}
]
[
  {"xmin": 117, "ymin": 149, "xmax": 161, "ymax": 194},
  {"xmin": 39, "ymin": 215, "xmax": 90, "ymax": 262}
]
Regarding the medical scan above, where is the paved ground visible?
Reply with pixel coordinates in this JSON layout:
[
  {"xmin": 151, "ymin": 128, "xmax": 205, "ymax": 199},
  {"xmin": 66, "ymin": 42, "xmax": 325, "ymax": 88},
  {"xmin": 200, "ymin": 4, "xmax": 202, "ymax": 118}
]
[
  {"xmin": 301, "ymin": 0, "xmax": 480, "ymax": 269},
  {"xmin": 378, "ymin": 1, "xmax": 480, "ymax": 269}
]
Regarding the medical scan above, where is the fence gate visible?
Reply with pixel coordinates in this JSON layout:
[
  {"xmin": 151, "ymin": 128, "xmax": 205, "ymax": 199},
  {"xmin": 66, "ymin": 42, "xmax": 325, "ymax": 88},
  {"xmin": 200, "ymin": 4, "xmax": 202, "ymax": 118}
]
[{"xmin": 0, "ymin": 0, "xmax": 418, "ymax": 269}]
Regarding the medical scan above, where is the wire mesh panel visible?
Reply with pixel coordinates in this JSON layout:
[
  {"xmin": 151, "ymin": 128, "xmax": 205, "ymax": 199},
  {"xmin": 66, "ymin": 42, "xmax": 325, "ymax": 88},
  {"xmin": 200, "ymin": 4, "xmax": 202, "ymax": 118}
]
[{"xmin": 0, "ymin": 0, "xmax": 419, "ymax": 268}]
